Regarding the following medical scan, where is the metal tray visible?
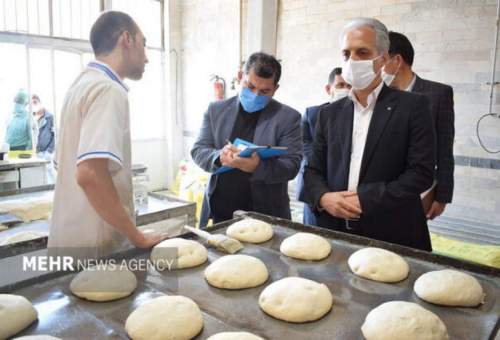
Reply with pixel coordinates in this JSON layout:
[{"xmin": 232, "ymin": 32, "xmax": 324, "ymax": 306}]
[{"xmin": 3, "ymin": 211, "xmax": 499, "ymax": 340}]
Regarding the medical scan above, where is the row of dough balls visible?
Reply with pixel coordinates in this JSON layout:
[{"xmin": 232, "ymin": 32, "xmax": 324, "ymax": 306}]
[
  {"xmin": 203, "ymin": 254, "xmax": 334, "ymax": 323},
  {"xmin": 226, "ymin": 219, "xmax": 486, "ymax": 308},
  {"xmin": 348, "ymin": 247, "xmax": 486, "ymax": 307},
  {"xmin": 223, "ymin": 220, "xmax": 486, "ymax": 340},
  {"xmin": 0, "ymin": 291, "xmax": 264, "ymax": 340},
  {"xmin": 0, "ymin": 292, "xmax": 458, "ymax": 340},
  {"xmin": 226, "ymin": 218, "xmax": 333, "ymax": 260},
  {"xmin": 349, "ymin": 247, "xmax": 486, "ymax": 340}
]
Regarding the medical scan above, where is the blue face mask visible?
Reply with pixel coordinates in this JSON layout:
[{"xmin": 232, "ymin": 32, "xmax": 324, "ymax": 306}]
[{"xmin": 239, "ymin": 86, "xmax": 270, "ymax": 113}]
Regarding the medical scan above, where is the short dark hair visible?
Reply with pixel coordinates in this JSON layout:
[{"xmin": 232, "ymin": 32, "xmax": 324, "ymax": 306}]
[
  {"xmin": 31, "ymin": 94, "xmax": 40, "ymax": 102},
  {"xmin": 90, "ymin": 11, "xmax": 138, "ymax": 56},
  {"xmin": 243, "ymin": 52, "xmax": 282, "ymax": 85},
  {"xmin": 388, "ymin": 31, "xmax": 415, "ymax": 66},
  {"xmin": 328, "ymin": 67, "xmax": 342, "ymax": 84}
]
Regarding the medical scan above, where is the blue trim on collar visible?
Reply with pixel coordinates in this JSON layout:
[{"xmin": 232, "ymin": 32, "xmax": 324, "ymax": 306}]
[{"xmin": 88, "ymin": 62, "xmax": 128, "ymax": 92}]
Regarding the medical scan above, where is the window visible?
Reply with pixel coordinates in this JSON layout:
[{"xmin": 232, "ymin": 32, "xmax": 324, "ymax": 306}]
[
  {"xmin": 53, "ymin": 50, "xmax": 83, "ymax": 126},
  {"xmin": 52, "ymin": 0, "xmax": 100, "ymax": 39},
  {"xmin": 112, "ymin": 0, "xmax": 162, "ymax": 49},
  {"xmin": 0, "ymin": 0, "xmax": 100, "ymax": 38},
  {"xmin": 27, "ymin": 0, "xmax": 51, "ymax": 36},
  {"xmin": 28, "ymin": 47, "xmax": 53, "ymax": 118},
  {"xmin": 0, "ymin": 0, "xmax": 166, "ymax": 144}
]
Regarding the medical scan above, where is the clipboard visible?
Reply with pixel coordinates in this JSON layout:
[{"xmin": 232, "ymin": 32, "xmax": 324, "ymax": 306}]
[{"xmin": 214, "ymin": 138, "xmax": 288, "ymax": 174}]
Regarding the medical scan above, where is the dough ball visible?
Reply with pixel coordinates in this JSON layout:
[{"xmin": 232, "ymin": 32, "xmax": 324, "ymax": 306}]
[
  {"xmin": 70, "ymin": 265, "xmax": 137, "ymax": 302},
  {"xmin": 125, "ymin": 295, "xmax": 203, "ymax": 340},
  {"xmin": 280, "ymin": 232, "xmax": 331, "ymax": 260},
  {"xmin": 348, "ymin": 247, "xmax": 409, "ymax": 283},
  {"xmin": 0, "ymin": 294, "xmax": 38, "ymax": 339},
  {"xmin": 207, "ymin": 332, "xmax": 264, "ymax": 340},
  {"xmin": 361, "ymin": 301, "xmax": 448, "ymax": 340},
  {"xmin": 151, "ymin": 238, "xmax": 208, "ymax": 270},
  {"xmin": 414, "ymin": 269, "xmax": 485, "ymax": 307},
  {"xmin": 226, "ymin": 219, "xmax": 273, "ymax": 243},
  {"xmin": 204, "ymin": 255, "xmax": 269, "ymax": 289},
  {"xmin": 259, "ymin": 277, "xmax": 333, "ymax": 323}
]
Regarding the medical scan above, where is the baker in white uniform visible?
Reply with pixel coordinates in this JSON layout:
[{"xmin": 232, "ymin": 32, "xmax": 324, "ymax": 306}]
[{"xmin": 49, "ymin": 11, "xmax": 165, "ymax": 258}]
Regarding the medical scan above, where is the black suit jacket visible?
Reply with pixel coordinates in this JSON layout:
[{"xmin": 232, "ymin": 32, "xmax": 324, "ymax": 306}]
[
  {"xmin": 296, "ymin": 102, "xmax": 329, "ymax": 202},
  {"xmin": 304, "ymin": 85, "xmax": 436, "ymax": 251},
  {"xmin": 412, "ymin": 76, "xmax": 455, "ymax": 203}
]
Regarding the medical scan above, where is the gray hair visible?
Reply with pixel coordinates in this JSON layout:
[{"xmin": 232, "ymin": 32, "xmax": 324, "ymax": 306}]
[{"xmin": 339, "ymin": 17, "xmax": 390, "ymax": 54}]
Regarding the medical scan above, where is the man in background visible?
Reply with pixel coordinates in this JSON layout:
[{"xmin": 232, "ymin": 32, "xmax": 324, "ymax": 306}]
[
  {"xmin": 297, "ymin": 67, "xmax": 351, "ymax": 225},
  {"xmin": 31, "ymin": 94, "xmax": 55, "ymax": 182},
  {"xmin": 383, "ymin": 31, "xmax": 455, "ymax": 220}
]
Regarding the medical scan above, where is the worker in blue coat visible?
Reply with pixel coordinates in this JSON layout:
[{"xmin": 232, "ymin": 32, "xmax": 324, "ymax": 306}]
[{"xmin": 5, "ymin": 89, "xmax": 33, "ymax": 151}]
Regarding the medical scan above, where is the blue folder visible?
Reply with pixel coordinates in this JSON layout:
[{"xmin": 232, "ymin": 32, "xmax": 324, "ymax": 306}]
[{"xmin": 214, "ymin": 138, "xmax": 288, "ymax": 174}]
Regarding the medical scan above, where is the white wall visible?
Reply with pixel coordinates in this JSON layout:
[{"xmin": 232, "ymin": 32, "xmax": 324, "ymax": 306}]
[{"xmin": 176, "ymin": 0, "xmax": 500, "ymax": 225}]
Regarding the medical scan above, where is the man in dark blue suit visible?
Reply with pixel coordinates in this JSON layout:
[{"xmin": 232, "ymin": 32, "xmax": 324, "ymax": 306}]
[{"xmin": 297, "ymin": 67, "xmax": 351, "ymax": 225}]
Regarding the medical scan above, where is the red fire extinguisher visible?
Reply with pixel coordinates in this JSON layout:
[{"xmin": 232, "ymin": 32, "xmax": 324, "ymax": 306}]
[{"xmin": 210, "ymin": 75, "xmax": 226, "ymax": 101}]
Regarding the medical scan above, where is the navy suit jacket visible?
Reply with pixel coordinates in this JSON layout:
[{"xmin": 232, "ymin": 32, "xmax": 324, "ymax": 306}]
[
  {"xmin": 304, "ymin": 85, "xmax": 436, "ymax": 251},
  {"xmin": 191, "ymin": 96, "xmax": 302, "ymax": 227},
  {"xmin": 296, "ymin": 102, "xmax": 329, "ymax": 202}
]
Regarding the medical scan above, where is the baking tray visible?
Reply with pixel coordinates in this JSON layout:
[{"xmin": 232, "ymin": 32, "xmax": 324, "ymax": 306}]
[{"xmin": 3, "ymin": 211, "xmax": 499, "ymax": 340}]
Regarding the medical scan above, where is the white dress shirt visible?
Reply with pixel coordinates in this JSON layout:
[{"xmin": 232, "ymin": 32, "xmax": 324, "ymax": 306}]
[
  {"xmin": 347, "ymin": 81, "xmax": 385, "ymax": 192},
  {"xmin": 405, "ymin": 74, "xmax": 417, "ymax": 92}
]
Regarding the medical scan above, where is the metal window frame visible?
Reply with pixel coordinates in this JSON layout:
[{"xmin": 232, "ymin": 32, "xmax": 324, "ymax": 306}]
[{"xmin": 0, "ymin": 0, "xmax": 166, "ymax": 141}]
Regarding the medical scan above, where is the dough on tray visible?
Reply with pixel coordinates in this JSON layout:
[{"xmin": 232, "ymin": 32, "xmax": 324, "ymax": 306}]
[
  {"xmin": 258, "ymin": 277, "xmax": 333, "ymax": 323},
  {"xmin": 226, "ymin": 219, "xmax": 273, "ymax": 243},
  {"xmin": 414, "ymin": 269, "xmax": 485, "ymax": 307},
  {"xmin": 70, "ymin": 265, "xmax": 137, "ymax": 302},
  {"xmin": 151, "ymin": 238, "xmax": 208, "ymax": 270},
  {"xmin": 204, "ymin": 254, "xmax": 269, "ymax": 289},
  {"xmin": 125, "ymin": 295, "xmax": 203, "ymax": 340},
  {"xmin": 280, "ymin": 232, "xmax": 331, "ymax": 260},
  {"xmin": 0, "ymin": 294, "xmax": 38, "ymax": 339},
  {"xmin": 348, "ymin": 247, "xmax": 409, "ymax": 283},
  {"xmin": 361, "ymin": 301, "xmax": 448, "ymax": 340}
]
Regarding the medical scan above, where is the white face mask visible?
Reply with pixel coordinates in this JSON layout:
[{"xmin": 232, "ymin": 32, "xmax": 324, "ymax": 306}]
[
  {"xmin": 381, "ymin": 71, "xmax": 396, "ymax": 86},
  {"xmin": 331, "ymin": 88, "xmax": 350, "ymax": 102},
  {"xmin": 32, "ymin": 104, "xmax": 42, "ymax": 114},
  {"xmin": 342, "ymin": 55, "xmax": 382, "ymax": 90},
  {"xmin": 381, "ymin": 59, "xmax": 400, "ymax": 87}
]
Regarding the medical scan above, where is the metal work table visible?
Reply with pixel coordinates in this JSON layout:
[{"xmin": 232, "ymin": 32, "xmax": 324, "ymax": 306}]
[
  {"xmin": 0, "ymin": 158, "xmax": 49, "ymax": 171},
  {"xmin": 0, "ymin": 190, "xmax": 196, "ymax": 258},
  {"xmin": 2, "ymin": 212, "xmax": 498, "ymax": 339}
]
